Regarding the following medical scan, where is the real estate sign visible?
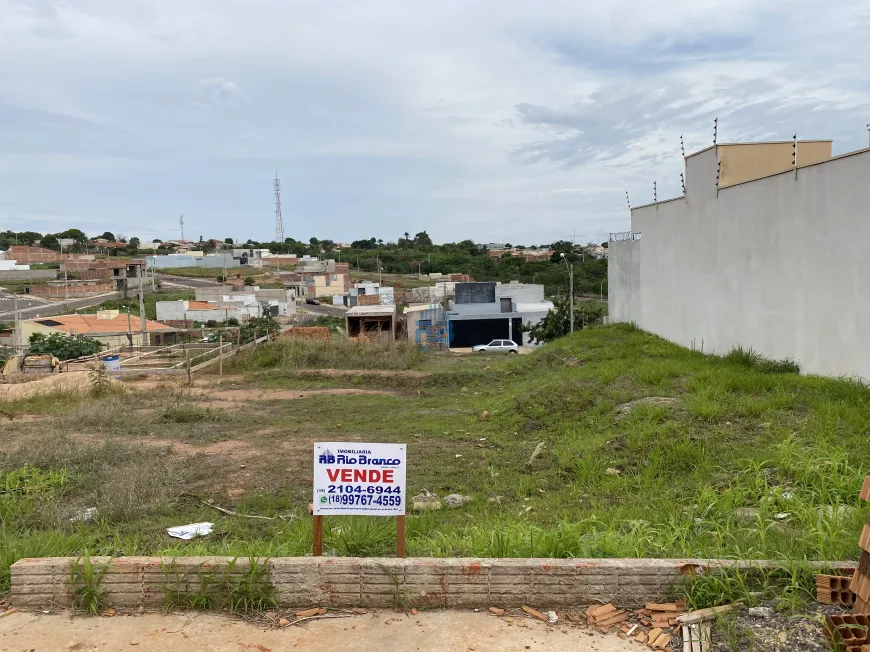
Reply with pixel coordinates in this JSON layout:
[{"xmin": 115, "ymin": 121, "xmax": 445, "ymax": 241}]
[{"xmin": 313, "ymin": 442, "xmax": 406, "ymax": 516}]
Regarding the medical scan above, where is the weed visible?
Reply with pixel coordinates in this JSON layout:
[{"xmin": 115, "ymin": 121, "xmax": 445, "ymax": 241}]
[
  {"xmin": 721, "ymin": 346, "xmax": 800, "ymax": 374},
  {"xmin": 376, "ymin": 562, "xmax": 409, "ymax": 611},
  {"xmin": 89, "ymin": 362, "xmax": 112, "ymax": 397},
  {"xmin": 162, "ymin": 557, "xmax": 276, "ymax": 614},
  {"xmin": 160, "ymin": 404, "xmax": 226, "ymax": 423},
  {"xmin": 69, "ymin": 551, "xmax": 111, "ymax": 614},
  {"xmin": 227, "ymin": 338, "xmax": 424, "ymax": 371}
]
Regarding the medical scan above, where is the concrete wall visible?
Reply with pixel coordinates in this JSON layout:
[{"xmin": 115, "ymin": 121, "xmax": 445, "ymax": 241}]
[
  {"xmin": 0, "ymin": 269, "xmax": 56, "ymax": 281},
  {"xmin": 718, "ymin": 141, "xmax": 831, "ymax": 188},
  {"xmin": 146, "ymin": 254, "xmax": 238, "ymax": 269},
  {"xmin": 455, "ymin": 282, "xmax": 496, "ymax": 304},
  {"xmin": 157, "ymin": 301, "xmax": 248, "ymax": 324},
  {"xmin": 496, "ymin": 283, "xmax": 545, "ymax": 304},
  {"xmin": 610, "ymin": 146, "xmax": 870, "ymax": 379},
  {"xmin": 11, "ymin": 556, "xmax": 853, "ymax": 610},
  {"xmin": 607, "ymin": 240, "xmax": 641, "ymax": 324}
]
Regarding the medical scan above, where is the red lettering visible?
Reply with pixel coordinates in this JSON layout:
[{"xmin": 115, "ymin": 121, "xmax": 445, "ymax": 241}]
[
  {"xmin": 383, "ymin": 470, "xmax": 394, "ymax": 483},
  {"xmin": 369, "ymin": 470, "xmax": 381, "ymax": 482},
  {"xmin": 327, "ymin": 469, "xmax": 340, "ymax": 482},
  {"xmin": 354, "ymin": 469, "xmax": 366, "ymax": 482},
  {"xmin": 341, "ymin": 469, "xmax": 352, "ymax": 482}
]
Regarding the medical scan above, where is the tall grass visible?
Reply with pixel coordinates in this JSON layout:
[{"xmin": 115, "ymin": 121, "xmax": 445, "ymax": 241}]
[{"xmin": 227, "ymin": 337, "xmax": 425, "ymax": 371}]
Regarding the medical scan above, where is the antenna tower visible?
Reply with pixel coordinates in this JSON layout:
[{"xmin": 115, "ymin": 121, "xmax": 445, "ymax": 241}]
[
  {"xmin": 179, "ymin": 215, "xmax": 185, "ymax": 242},
  {"xmin": 274, "ymin": 172, "xmax": 285, "ymax": 242}
]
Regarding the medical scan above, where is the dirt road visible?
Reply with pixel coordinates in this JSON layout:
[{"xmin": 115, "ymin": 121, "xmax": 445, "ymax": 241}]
[{"xmin": 0, "ymin": 610, "xmax": 637, "ymax": 652}]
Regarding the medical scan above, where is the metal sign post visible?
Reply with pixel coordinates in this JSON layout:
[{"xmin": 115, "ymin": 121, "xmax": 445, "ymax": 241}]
[{"xmin": 312, "ymin": 442, "xmax": 407, "ymax": 557}]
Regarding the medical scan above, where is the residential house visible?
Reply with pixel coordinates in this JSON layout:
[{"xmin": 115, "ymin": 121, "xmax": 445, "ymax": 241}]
[
  {"xmin": 346, "ymin": 305, "xmax": 396, "ymax": 340},
  {"xmin": 155, "ymin": 300, "xmax": 250, "ymax": 326},
  {"xmin": 404, "ymin": 303, "xmax": 449, "ymax": 349},
  {"xmin": 193, "ymin": 286, "xmax": 296, "ymax": 317},
  {"xmin": 20, "ymin": 311, "xmax": 174, "ymax": 348},
  {"xmin": 446, "ymin": 281, "xmax": 553, "ymax": 347},
  {"xmin": 280, "ymin": 260, "xmax": 350, "ymax": 299}
]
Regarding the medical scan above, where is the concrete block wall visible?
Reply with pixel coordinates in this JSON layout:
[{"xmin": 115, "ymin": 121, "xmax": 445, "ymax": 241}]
[
  {"xmin": 10, "ymin": 556, "xmax": 856, "ymax": 611},
  {"xmin": 0, "ymin": 269, "xmax": 57, "ymax": 281}
]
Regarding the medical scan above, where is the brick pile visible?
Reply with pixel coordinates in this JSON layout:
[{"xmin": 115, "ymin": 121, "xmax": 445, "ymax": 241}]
[
  {"xmin": 852, "ymin": 476, "xmax": 870, "ymax": 615},
  {"xmin": 821, "ymin": 475, "xmax": 870, "ymax": 651},
  {"xmin": 586, "ymin": 601, "xmax": 686, "ymax": 648}
]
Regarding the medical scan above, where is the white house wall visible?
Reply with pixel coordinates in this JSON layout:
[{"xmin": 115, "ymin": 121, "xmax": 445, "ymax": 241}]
[{"xmin": 609, "ymin": 147, "xmax": 870, "ymax": 379}]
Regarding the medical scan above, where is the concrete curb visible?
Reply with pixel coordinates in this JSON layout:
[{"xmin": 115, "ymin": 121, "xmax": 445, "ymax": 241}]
[{"xmin": 10, "ymin": 556, "xmax": 856, "ymax": 611}]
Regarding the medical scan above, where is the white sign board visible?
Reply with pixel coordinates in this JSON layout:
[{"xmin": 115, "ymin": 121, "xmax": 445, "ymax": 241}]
[{"xmin": 313, "ymin": 443, "xmax": 406, "ymax": 516}]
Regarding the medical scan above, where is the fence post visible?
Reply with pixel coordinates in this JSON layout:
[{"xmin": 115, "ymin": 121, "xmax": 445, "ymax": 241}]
[
  {"xmin": 219, "ymin": 333, "xmax": 223, "ymax": 377},
  {"xmin": 186, "ymin": 349, "xmax": 192, "ymax": 386}
]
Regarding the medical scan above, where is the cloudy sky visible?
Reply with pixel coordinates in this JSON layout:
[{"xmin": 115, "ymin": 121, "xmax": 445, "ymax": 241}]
[{"xmin": 1, "ymin": 1, "xmax": 869, "ymax": 245}]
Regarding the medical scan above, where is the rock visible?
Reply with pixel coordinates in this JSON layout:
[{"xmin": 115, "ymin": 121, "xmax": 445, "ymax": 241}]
[
  {"xmin": 412, "ymin": 491, "xmax": 442, "ymax": 511},
  {"xmin": 817, "ymin": 505, "xmax": 856, "ymax": 521},
  {"xmin": 614, "ymin": 397, "xmax": 677, "ymax": 420},
  {"xmin": 481, "ymin": 410, "xmax": 489, "ymax": 419},
  {"xmin": 748, "ymin": 606, "xmax": 774, "ymax": 618},
  {"xmin": 278, "ymin": 618, "xmax": 289, "ymax": 626},
  {"xmin": 605, "ymin": 468, "xmax": 621, "ymax": 476},
  {"xmin": 444, "ymin": 494, "xmax": 472, "ymax": 508},
  {"xmin": 733, "ymin": 507, "xmax": 760, "ymax": 522}
]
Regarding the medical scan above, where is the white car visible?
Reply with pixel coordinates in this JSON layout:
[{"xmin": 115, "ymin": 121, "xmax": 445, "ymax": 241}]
[{"xmin": 472, "ymin": 339, "xmax": 519, "ymax": 354}]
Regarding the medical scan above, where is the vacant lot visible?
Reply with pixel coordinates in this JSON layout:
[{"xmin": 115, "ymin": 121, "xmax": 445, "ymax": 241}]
[{"xmin": 2, "ymin": 325, "xmax": 868, "ymax": 604}]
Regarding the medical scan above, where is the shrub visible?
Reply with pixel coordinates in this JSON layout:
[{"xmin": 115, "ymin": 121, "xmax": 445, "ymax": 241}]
[{"xmin": 28, "ymin": 332, "xmax": 102, "ymax": 361}]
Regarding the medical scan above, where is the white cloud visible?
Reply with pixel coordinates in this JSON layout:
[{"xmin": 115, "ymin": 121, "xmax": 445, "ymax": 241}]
[
  {"xmin": 0, "ymin": 0, "xmax": 868, "ymax": 243},
  {"xmin": 196, "ymin": 78, "xmax": 247, "ymax": 106}
]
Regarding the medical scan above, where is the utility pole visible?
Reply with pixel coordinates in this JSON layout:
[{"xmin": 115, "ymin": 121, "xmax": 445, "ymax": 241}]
[
  {"xmin": 561, "ymin": 253, "xmax": 574, "ymax": 334},
  {"xmin": 13, "ymin": 294, "xmax": 22, "ymax": 354},
  {"xmin": 61, "ymin": 242, "xmax": 69, "ymax": 308},
  {"xmin": 136, "ymin": 264, "xmax": 147, "ymax": 345}
]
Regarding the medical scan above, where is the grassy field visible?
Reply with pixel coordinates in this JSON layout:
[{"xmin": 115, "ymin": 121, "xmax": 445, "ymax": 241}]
[
  {"xmin": 349, "ymin": 271, "xmax": 438, "ymax": 289},
  {"xmin": 2, "ymin": 325, "xmax": 869, "ymax": 603}
]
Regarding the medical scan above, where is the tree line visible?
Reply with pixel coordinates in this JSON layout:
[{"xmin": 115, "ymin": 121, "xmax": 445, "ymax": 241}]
[{"xmin": 2, "ymin": 228, "xmax": 608, "ymax": 299}]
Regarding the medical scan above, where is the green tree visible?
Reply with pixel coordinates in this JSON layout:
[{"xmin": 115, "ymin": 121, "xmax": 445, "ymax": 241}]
[
  {"xmin": 40, "ymin": 234, "xmax": 60, "ymax": 251},
  {"xmin": 224, "ymin": 237, "xmax": 234, "ymax": 245},
  {"xmin": 99, "ymin": 231, "xmax": 116, "ymax": 242},
  {"xmin": 28, "ymin": 332, "xmax": 103, "ymax": 360},
  {"xmin": 413, "ymin": 231, "xmax": 433, "ymax": 247},
  {"xmin": 522, "ymin": 298, "xmax": 607, "ymax": 344},
  {"xmin": 243, "ymin": 276, "xmax": 255, "ymax": 286},
  {"xmin": 128, "ymin": 237, "xmax": 140, "ymax": 250}
]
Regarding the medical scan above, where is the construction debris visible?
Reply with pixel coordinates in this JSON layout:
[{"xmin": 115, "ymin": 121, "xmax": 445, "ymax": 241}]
[
  {"xmin": 817, "ymin": 574, "xmax": 857, "ymax": 606},
  {"xmin": 585, "ymin": 603, "xmax": 630, "ymax": 628},
  {"xmin": 675, "ymin": 602, "xmax": 742, "ymax": 625},
  {"xmin": 825, "ymin": 614, "xmax": 870, "ymax": 648},
  {"xmin": 849, "ymin": 475, "xmax": 870, "ymax": 616},
  {"xmin": 521, "ymin": 606, "xmax": 549, "ymax": 622},
  {"xmin": 488, "ymin": 607, "xmax": 505, "ymax": 616}
]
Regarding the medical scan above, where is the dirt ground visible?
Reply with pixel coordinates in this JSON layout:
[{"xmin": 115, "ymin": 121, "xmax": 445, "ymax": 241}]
[{"xmin": 0, "ymin": 610, "xmax": 636, "ymax": 652}]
